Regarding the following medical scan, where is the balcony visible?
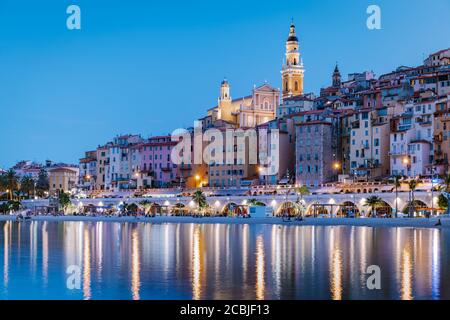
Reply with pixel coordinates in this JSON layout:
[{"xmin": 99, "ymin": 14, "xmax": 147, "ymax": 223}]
[
  {"xmin": 389, "ymin": 150, "xmax": 408, "ymax": 157},
  {"xmin": 418, "ymin": 118, "xmax": 432, "ymax": 126},
  {"xmin": 161, "ymin": 165, "xmax": 172, "ymax": 172},
  {"xmin": 179, "ymin": 165, "xmax": 192, "ymax": 171},
  {"xmin": 351, "ymin": 121, "xmax": 360, "ymax": 129},
  {"xmin": 397, "ymin": 123, "xmax": 412, "ymax": 131}
]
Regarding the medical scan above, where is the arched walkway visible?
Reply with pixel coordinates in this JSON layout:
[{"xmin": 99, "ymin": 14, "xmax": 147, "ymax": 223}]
[
  {"xmin": 276, "ymin": 201, "xmax": 299, "ymax": 217},
  {"xmin": 370, "ymin": 200, "xmax": 393, "ymax": 218},
  {"xmin": 402, "ymin": 200, "xmax": 428, "ymax": 217},
  {"xmin": 171, "ymin": 203, "xmax": 188, "ymax": 216},
  {"xmin": 221, "ymin": 202, "xmax": 246, "ymax": 217},
  {"xmin": 337, "ymin": 201, "xmax": 360, "ymax": 217},
  {"xmin": 305, "ymin": 203, "xmax": 329, "ymax": 217}
]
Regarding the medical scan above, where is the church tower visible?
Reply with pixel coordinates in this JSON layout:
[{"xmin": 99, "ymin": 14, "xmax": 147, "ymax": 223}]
[
  {"xmin": 281, "ymin": 22, "xmax": 304, "ymax": 100},
  {"xmin": 332, "ymin": 63, "xmax": 341, "ymax": 87},
  {"xmin": 217, "ymin": 79, "xmax": 234, "ymax": 122}
]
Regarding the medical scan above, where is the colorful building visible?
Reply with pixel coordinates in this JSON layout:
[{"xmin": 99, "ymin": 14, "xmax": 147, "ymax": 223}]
[{"xmin": 48, "ymin": 166, "xmax": 79, "ymax": 195}]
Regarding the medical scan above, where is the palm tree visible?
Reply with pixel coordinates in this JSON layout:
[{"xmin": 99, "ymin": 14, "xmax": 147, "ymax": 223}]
[
  {"xmin": 248, "ymin": 199, "xmax": 265, "ymax": 206},
  {"xmin": 192, "ymin": 190, "xmax": 207, "ymax": 216},
  {"xmin": 364, "ymin": 196, "xmax": 383, "ymax": 218},
  {"xmin": 20, "ymin": 176, "xmax": 35, "ymax": 199},
  {"xmin": 0, "ymin": 174, "xmax": 7, "ymax": 199},
  {"xmin": 296, "ymin": 185, "xmax": 310, "ymax": 201},
  {"xmin": 35, "ymin": 168, "xmax": 49, "ymax": 197},
  {"xmin": 444, "ymin": 174, "xmax": 450, "ymax": 192},
  {"xmin": 58, "ymin": 191, "xmax": 71, "ymax": 214},
  {"xmin": 125, "ymin": 203, "xmax": 139, "ymax": 215},
  {"xmin": 139, "ymin": 200, "xmax": 153, "ymax": 216},
  {"xmin": 5, "ymin": 170, "xmax": 19, "ymax": 201},
  {"xmin": 394, "ymin": 175, "xmax": 402, "ymax": 218},
  {"xmin": 408, "ymin": 179, "xmax": 418, "ymax": 218}
]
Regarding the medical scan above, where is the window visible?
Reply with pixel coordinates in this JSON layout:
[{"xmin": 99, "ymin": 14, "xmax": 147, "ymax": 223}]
[
  {"xmin": 374, "ymin": 139, "xmax": 379, "ymax": 147},
  {"xmin": 295, "ymin": 81, "xmax": 299, "ymax": 91}
]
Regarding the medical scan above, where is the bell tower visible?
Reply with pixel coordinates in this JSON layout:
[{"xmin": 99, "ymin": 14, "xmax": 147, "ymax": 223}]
[
  {"xmin": 281, "ymin": 22, "xmax": 304, "ymax": 100},
  {"xmin": 218, "ymin": 79, "xmax": 234, "ymax": 122},
  {"xmin": 332, "ymin": 63, "xmax": 341, "ymax": 87}
]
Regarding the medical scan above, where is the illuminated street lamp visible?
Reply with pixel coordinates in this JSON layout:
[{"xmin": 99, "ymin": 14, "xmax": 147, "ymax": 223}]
[
  {"xmin": 195, "ymin": 175, "xmax": 201, "ymax": 188},
  {"xmin": 402, "ymin": 156, "xmax": 411, "ymax": 177}
]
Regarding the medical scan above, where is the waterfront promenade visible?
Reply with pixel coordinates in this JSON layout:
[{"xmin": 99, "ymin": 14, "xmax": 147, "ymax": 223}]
[
  {"xmin": 1, "ymin": 214, "xmax": 448, "ymax": 229},
  {"xmin": 19, "ymin": 190, "xmax": 438, "ymax": 217}
]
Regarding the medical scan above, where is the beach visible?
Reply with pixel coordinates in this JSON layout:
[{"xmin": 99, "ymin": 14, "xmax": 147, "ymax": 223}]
[{"xmin": 0, "ymin": 214, "xmax": 448, "ymax": 229}]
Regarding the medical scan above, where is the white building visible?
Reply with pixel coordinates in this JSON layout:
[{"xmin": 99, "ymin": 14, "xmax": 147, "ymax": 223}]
[{"xmin": 390, "ymin": 94, "xmax": 436, "ymax": 177}]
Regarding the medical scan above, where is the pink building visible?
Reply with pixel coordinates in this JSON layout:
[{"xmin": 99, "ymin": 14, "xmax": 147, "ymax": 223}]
[{"xmin": 138, "ymin": 136, "xmax": 179, "ymax": 188}]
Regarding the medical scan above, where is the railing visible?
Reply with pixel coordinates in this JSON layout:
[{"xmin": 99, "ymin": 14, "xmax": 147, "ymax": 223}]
[{"xmin": 351, "ymin": 121, "xmax": 360, "ymax": 129}]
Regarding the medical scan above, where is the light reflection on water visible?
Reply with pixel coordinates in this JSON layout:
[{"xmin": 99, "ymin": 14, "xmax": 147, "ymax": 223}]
[{"xmin": 0, "ymin": 221, "xmax": 449, "ymax": 300}]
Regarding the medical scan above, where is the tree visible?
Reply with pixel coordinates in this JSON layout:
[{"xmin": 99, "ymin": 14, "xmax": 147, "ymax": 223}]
[
  {"xmin": 364, "ymin": 196, "xmax": 383, "ymax": 218},
  {"xmin": 248, "ymin": 199, "xmax": 265, "ymax": 206},
  {"xmin": 35, "ymin": 169, "xmax": 49, "ymax": 197},
  {"xmin": 0, "ymin": 174, "xmax": 7, "ymax": 200},
  {"xmin": 408, "ymin": 179, "xmax": 418, "ymax": 218},
  {"xmin": 192, "ymin": 190, "xmax": 207, "ymax": 215},
  {"xmin": 5, "ymin": 169, "xmax": 19, "ymax": 201},
  {"xmin": 8, "ymin": 201, "xmax": 21, "ymax": 212},
  {"xmin": 139, "ymin": 200, "xmax": 153, "ymax": 215},
  {"xmin": 125, "ymin": 203, "xmax": 139, "ymax": 215},
  {"xmin": 20, "ymin": 176, "xmax": 35, "ymax": 199},
  {"xmin": 445, "ymin": 174, "xmax": 450, "ymax": 192},
  {"xmin": 296, "ymin": 185, "xmax": 310, "ymax": 200},
  {"xmin": 0, "ymin": 202, "xmax": 10, "ymax": 214},
  {"xmin": 58, "ymin": 191, "xmax": 71, "ymax": 213},
  {"xmin": 438, "ymin": 194, "xmax": 448, "ymax": 210}
]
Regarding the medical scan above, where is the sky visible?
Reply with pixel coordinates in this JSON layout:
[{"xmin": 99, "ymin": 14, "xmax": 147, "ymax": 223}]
[{"xmin": 0, "ymin": 0, "xmax": 450, "ymax": 169}]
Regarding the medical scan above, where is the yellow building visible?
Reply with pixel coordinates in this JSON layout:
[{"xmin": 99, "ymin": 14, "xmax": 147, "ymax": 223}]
[
  {"xmin": 48, "ymin": 166, "xmax": 79, "ymax": 195},
  {"xmin": 207, "ymin": 80, "xmax": 279, "ymax": 128},
  {"xmin": 281, "ymin": 23, "xmax": 304, "ymax": 100}
]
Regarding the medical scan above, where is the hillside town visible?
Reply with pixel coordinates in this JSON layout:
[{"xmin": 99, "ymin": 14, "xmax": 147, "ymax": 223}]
[{"xmin": 1, "ymin": 23, "xmax": 450, "ymax": 213}]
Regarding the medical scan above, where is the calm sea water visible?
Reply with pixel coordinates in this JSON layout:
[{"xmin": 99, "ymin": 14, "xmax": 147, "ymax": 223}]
[{"xmin": 0, "ymin": 220, "xmax": 449, "ymax": 300}]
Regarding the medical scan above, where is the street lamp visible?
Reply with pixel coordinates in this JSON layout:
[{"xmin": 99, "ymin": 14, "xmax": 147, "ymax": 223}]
[
  {"xmin": 402, "ymin": 156, "xmax": 410, "ymax": 177},
  {"xmin": 333, "ymin": 162, "xmax": 341, "ymax": 180},
  {"xmin": 195, "ymin": 175, "xmax": 201, "ymax": 188},
  {"xmin": 258, "ymin": 166, "xmax": 267, "ymax": 188}
]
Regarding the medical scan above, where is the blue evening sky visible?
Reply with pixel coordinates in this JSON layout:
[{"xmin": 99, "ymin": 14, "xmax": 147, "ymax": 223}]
[{"xmin": 1, "ymin": 0, "xmax": 449, "ymax": 168}]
